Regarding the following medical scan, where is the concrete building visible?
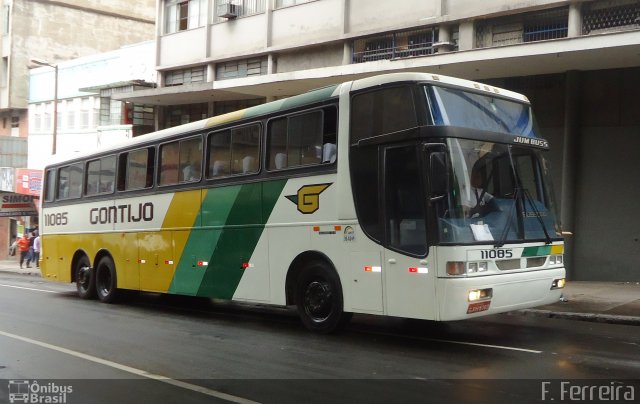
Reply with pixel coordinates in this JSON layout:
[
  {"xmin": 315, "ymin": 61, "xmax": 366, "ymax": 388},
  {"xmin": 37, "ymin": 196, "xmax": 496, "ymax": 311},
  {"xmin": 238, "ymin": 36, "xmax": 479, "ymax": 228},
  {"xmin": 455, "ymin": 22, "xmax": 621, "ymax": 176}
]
[
  {"xmin": 28, "ymin": 41, "xmax": 157, "ymax": 170},
  {"xmin": 0, "ymin": 0, "xmax": 156, "ymax": 258},
  {"xmin": 113, "ymin": 0, "xmax": 640, "ymax": 281}
]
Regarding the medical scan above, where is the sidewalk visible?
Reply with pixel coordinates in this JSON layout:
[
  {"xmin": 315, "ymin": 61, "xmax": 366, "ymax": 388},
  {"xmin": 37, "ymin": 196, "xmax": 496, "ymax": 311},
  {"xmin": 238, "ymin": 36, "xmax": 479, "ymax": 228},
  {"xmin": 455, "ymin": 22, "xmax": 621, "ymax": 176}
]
[{"xmin": 1, "ymin": 259, "xmax": 638, "ymax": 325}]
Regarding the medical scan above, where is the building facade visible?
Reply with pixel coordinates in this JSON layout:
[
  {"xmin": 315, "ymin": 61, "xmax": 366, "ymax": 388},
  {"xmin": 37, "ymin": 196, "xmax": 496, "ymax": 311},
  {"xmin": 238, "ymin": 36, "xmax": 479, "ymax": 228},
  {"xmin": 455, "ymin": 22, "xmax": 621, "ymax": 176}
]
[
  {"xmin": 115, "ymin": 0, "xmax": 640, "ymax": 281},
  {"xmin": 28, "ymin": 41, "xmax": 157, "ymax": 170},
  {"xmin": 0, "ymin": 0, "xmax": 156, "ymax": 258}
]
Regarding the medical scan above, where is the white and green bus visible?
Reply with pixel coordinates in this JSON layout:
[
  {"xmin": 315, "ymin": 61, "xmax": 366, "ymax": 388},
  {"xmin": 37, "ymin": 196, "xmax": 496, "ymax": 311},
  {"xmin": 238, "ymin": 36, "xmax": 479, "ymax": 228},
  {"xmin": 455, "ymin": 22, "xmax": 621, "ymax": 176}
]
[{"xmin": 41, "ymin": 72, "xmax": 565, "ymax": 333}]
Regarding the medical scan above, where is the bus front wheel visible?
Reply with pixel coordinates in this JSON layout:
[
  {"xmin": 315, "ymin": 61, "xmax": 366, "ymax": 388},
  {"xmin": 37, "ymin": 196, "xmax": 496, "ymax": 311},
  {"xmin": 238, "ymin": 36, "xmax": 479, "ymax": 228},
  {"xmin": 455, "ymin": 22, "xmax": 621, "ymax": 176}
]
[
  {"xmin": 75, "ymin": 256, "xmax": 96, "ymax": 299},
  {"xmin": 95, "ymin": 256, "xmax": 118, "ymax": 303},
  {"xmin": 295, "ymin": 261, "xmax": 351, "ymax": 333}
]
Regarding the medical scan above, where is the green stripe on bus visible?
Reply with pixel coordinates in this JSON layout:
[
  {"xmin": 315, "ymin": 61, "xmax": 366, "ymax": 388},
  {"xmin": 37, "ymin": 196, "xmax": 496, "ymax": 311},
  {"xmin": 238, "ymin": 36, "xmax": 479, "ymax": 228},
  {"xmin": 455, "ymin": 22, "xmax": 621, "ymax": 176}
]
[
  {"xmin": 168, "ymin": 186, "xmax": 241, "ymax": 295},
  {"xmin": 196, "ymin": 180, "xmax": 286, "ymax": 298},
  {"xmin": 169, "ymin": 180, "xmax": 286, "ymax": 298},
  {"xmin": 522, "ymin": 246, "xmax": 552, "ymax": 257}
]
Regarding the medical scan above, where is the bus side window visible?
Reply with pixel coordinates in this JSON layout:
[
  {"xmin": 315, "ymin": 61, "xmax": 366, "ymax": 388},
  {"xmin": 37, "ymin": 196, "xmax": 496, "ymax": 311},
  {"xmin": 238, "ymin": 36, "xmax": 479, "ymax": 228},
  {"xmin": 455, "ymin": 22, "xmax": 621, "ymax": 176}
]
[{"xmin": 207, "ymin": 130, "xmax": 231, "ymax": 178}]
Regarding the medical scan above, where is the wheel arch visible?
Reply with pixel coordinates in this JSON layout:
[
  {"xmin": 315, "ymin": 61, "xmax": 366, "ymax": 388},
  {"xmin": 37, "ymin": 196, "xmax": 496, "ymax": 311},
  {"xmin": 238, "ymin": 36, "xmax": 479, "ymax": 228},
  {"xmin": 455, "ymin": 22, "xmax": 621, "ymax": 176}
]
[
  {"xmin": 70, "ymin": 249, "xmax": 91, "ymax": 283},
  {"xmin": 93, "ymin": 249, "xmax": 116, "ymax": 282},
  {"xmin": 285, "ymin": 250, "xmax": 340, "ymax": 306}
]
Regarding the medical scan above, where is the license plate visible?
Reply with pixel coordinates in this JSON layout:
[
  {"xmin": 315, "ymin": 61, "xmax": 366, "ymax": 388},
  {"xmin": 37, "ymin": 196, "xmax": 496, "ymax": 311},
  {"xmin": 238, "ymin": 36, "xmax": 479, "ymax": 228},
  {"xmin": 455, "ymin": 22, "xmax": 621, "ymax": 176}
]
[{"xmin": 467, "ymin": 301, "xmax": 491, "ymax": 314}]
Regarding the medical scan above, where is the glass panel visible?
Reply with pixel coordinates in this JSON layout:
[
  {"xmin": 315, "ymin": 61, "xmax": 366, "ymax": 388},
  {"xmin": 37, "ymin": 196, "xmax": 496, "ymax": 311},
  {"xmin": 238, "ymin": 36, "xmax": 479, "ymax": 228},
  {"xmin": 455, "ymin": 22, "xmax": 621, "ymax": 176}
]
[
  {"xmin": 208, "ymin": 131, "xmax": 231, "ymax": 177},
  {"xmin": 159, "ymin": 142, "xmax": 180, "ymax": 186},
  {"xmin": 435, "ymin": 139, "xmax": 560, "ymax": 244},
  {"xmin": 180, "ymin": 137, "xmax": 202, "ymax": 182},
  {"xmin": 385, "ymin": 146, "xmax": 427, "ymax": 256},
  {"xmin": 231, "ymin": 125, "xmax": 260, "ymax": 174},
  {"xmin": 351, "ymin": 86, "xmax": 417, "ymax": 144},
  {"xmin": 126, "ymin": 149, "xmax": 151, "ymax": 190},
  {"xmin": 267, "ymin": 118, "xmax": 287, "ymax": 170},
  {"xmin": 429, "ymin": 86, "xmax": 538, "ymax": 137},
  {"xmin": 288, "ymin": 111, "xmax": 322, "ymax": 167},
  {"xmin": 58, "ymin": 163, "xmax": 83, "ymax": 199},
  {"xmin": 86, "ymin": 160, "xmax": 101, "ymax": 195},
  {"xmin": 100, "ymin": 155, "xmax": 116, "ymax": 194}
]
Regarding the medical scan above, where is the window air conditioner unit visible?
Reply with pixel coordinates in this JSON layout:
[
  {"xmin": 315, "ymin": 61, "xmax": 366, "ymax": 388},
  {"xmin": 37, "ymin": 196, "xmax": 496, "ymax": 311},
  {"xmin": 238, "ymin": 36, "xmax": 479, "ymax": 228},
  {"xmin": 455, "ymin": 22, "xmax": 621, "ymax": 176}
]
[{"xmin": 218, "ymin": 3, "xmax": 240, "ymax": 19}]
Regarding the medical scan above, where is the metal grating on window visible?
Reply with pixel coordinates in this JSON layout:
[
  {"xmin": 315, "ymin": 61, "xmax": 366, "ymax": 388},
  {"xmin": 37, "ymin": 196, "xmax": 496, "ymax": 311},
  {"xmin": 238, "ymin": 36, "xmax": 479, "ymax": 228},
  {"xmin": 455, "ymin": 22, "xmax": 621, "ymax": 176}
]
[
  {"xmin": 583, "ymin": 0, "xmax": 640, "ymax": 34},
  {"xmin": 353, "ymin": 27, "xmax": 437, "ymax": 63},
  {"xmin": 165, "ymin": 66, "xmax": 206, "ymax": 86},
  {"xmin": 524, "ymin": 7, "xmax": 569, "ymax": 42},
  {"xmin": 215, "ymin": 57, "xmax": 267, "ymax": 80},
  {"xmin": 475, "ymin": 7, "xmax": 568, "ymax": 48}
]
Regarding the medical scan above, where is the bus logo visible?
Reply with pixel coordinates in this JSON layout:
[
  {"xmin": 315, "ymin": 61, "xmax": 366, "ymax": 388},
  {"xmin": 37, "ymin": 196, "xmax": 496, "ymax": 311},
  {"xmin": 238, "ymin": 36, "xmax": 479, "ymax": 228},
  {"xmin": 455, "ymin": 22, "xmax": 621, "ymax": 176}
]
[{"xmin": 286, "ymin": 183, "xmax": 332, "ymax": 214}]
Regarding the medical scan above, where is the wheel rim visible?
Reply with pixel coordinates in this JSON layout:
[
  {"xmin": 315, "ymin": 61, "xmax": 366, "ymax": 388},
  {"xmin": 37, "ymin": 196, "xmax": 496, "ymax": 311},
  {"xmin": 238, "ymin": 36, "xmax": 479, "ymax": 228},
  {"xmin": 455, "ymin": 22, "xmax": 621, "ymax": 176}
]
[
  {"xmin": 96, "ymin": 264, "xmax": 112, "ymax": 297},
  {"xmin": 303, "ymin": 280, "xmax": 333, "ymax": 322},
  {"xmin": 78, "ymin": 265, "xmax": 92, "ymax": 292}
]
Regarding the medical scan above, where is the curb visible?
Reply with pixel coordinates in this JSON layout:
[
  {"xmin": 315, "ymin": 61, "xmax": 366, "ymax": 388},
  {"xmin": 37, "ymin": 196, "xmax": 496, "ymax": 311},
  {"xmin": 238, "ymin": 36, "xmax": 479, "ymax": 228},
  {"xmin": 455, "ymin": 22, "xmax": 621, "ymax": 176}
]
[
  {"xmin": 517, "ymin": 309, "xmax": 640, "ymax": 326},
  {"xmin": 0, "ymin": 268, "xmax": 42, "ymax": 277}
]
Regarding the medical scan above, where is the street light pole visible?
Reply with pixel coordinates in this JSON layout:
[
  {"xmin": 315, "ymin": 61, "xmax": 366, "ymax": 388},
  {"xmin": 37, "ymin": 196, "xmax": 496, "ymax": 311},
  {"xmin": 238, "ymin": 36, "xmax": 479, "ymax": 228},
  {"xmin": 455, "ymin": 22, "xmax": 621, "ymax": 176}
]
[{"xmin": 30, "ymin": 59, "xmax": 58, "ymax": 155}]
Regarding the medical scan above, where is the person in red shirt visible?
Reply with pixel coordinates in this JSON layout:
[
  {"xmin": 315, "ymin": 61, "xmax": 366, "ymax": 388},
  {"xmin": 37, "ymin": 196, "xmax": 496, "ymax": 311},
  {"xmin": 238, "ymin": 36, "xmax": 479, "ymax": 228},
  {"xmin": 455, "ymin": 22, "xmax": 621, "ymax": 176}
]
[{"xmin": 17, "ymin": 234, "xmax": 30, "ymax": 269}]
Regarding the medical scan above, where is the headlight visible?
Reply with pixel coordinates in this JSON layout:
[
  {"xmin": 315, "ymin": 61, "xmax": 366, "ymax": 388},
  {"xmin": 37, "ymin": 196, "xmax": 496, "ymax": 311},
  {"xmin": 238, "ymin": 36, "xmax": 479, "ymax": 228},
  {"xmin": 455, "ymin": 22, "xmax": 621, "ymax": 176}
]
[
  {"xmin": 551, "ymin": 278, "xmax": 566, "ymax": 289},
  {"xmin": 468, "ymin": 288, "xmax": 493, "ymax": 301},
  {"xmin": 549, "ymin": 254, "xmax": 564, "ymax": 266}
]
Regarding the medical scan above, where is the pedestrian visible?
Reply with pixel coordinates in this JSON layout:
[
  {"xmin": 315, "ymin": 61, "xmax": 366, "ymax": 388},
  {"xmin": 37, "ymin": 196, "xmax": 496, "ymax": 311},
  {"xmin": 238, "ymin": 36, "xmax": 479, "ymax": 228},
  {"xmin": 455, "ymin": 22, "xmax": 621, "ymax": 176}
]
[
  {"xmin": 33, "ymin": 233, "xmax": 41, "ymax": 268},
  {"xmin": 17, "ymin": 234, "xmax": 30, "ymax": 269},
  {"xmin": 27, "ymin": 231, "xmax": 36, "ymax": 267}
]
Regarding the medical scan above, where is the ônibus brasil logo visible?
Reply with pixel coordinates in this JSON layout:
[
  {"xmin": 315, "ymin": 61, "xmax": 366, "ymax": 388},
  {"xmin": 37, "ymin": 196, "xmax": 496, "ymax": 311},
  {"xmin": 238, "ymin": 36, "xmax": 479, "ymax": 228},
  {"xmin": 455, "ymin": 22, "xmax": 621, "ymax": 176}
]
[
  {"xmin": 285, "ymin": 183, "xmax": 332, "ymax": 214},
  {"xmin": 8, "ymin": 380, "xmax": 73, "ymax": 403}
]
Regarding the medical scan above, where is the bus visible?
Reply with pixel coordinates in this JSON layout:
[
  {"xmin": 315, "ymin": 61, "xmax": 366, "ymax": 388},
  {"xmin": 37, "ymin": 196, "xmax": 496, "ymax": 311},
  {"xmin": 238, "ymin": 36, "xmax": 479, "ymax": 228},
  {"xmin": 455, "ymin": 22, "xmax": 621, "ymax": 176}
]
[{"xmin": 40, "ymin": 72, "xmax": 565, "ymax": 333}]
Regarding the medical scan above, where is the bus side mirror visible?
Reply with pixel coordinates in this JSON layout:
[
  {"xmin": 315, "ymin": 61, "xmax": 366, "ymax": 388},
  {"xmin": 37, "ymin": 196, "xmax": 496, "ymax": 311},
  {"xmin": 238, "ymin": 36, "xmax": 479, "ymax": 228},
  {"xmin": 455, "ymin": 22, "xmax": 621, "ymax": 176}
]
[{"xmin": 429, "ymin": 151, "xmax": 448, "ymax": 201}]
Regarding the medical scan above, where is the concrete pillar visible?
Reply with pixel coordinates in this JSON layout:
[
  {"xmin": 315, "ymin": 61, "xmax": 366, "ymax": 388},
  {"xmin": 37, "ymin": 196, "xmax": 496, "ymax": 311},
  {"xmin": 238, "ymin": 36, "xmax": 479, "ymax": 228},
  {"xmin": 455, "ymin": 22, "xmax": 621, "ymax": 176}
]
[
  {"xmin": 458, "ymin": 21, "xmax": 475, "ymax": 51},
  {"xmin": 436, "ymin": 24, "xmax": 452, "ymax": 53},
  {"xmin": 568, "ymin": 2, "xmax": 583, "ymax": 37},
  {"xmin": 267, "ymin": 53, "xmax": 276, "ymax": 75},
  {"xmin": 560, "ymin": 70, "xmax": 581, "ymax": 280},
  {"xmin": 343, "ymin": 41, "xmax": 353, "ymax": 65}
]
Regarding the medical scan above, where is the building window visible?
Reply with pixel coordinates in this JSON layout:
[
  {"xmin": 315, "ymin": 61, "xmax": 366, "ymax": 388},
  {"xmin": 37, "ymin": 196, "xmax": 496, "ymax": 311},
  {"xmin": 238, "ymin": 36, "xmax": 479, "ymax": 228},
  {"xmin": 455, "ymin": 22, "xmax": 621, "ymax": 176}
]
[
  {"xmin": 165, "ymin": 103, "xmax": 208, "ymax": 128},
  {"xmin": 165, "ymin": 66, "xmax": 206, "ymax": 86},
  {"xmin": 215, "ymin": 57, "xmax": 267, "ymax": 80},
  {"xmin": 583, "ymin": 0, "xmax": 640, "ymax": 35},
  {"xmin": 2, "ymin": 4, "xmax": 9, "ymax": 35},
  {"xmin": 353, "ymin": 27, "xmax": 438, "ymax": 63},
  {"xmin": 11, "ymin": 116, "xmax": 18, "ymax": 128},
  {"xmin": 275, "ymin": 0, "xmax": 313, "ymax": 8},
  {"xmin": 1, "ymin": 57, "xmax": 8, "ymax": 87},
  {"xmin": 80, "ymin": 97, "xmax": 91, "ymax": 129},
  {"xmin": 215, "ymin": 0, "xmax": 265, "ymax": 21},
  {"xmin": 476, "ymin": 7, "xmax": 568, "ymax": 48},
  {"xmin": 165, "ymin": 0, "xmax": 206, "ymax": 34}
]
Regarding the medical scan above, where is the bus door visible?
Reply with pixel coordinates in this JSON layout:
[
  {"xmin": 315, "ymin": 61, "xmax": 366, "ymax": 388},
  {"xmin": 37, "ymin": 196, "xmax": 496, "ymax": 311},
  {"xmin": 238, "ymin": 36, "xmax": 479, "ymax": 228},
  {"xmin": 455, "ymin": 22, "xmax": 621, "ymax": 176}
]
[{"xmin": 382, "ymin": 145, "xmax": 437, "ymax": 319}]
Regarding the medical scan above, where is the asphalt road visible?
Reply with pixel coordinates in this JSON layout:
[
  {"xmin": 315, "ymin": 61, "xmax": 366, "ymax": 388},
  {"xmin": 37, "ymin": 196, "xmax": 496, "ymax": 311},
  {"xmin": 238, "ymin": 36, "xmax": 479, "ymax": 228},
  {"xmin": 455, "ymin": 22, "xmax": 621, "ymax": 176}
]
[{"xmin": 0, "ymin": 272, "xmax": 638, "ymax": 404}]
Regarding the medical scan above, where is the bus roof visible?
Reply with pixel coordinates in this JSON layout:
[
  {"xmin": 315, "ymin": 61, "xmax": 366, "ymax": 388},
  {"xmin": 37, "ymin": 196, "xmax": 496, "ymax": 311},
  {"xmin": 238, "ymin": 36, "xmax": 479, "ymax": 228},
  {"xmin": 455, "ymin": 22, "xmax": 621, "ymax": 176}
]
[{"xmin": 44, "ymin": 72, "xmax": 530, "ymax": 167}]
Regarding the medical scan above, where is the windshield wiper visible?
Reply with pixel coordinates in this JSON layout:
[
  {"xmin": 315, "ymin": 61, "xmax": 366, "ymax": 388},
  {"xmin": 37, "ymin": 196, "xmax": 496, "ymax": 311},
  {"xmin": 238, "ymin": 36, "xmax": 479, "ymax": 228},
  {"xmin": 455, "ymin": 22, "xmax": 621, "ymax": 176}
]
[
  {"xmin": 522, "ymin": 188, "xmax": 552, "ymax": 244},
  {"xmin": 495, "ymin": 146, "xmax": 552, "ymax": 247},
  {"xmin": 495, "ymin": 186, "xmax": 519, "ymax": 248}
]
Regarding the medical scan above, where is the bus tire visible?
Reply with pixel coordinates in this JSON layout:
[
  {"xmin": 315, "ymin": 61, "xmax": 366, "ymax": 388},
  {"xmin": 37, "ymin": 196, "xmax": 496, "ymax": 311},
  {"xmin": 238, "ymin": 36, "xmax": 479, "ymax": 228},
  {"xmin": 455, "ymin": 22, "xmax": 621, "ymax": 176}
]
[
  {"xmin": 75, "ymin": 255, "xmax": 96, "ymax": 300},
  {"xmin": 295, "ymin": 261, "xmax": 351, "ymax": 334},
  {"xmin": 95, "ymin": 256, "xmax": 118, "ymax": 303}
]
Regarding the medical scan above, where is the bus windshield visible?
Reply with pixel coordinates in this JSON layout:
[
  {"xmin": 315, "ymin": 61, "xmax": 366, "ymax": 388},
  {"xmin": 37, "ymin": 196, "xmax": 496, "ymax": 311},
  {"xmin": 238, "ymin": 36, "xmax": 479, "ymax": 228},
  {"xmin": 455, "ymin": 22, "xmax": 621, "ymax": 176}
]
[
  {"xmin": 435, "ymin": 138, "xmax": 561, "ymax": 245},
  {"xmin": 428, "ymin": 85, "xmax": 539, "ymax": 137}
]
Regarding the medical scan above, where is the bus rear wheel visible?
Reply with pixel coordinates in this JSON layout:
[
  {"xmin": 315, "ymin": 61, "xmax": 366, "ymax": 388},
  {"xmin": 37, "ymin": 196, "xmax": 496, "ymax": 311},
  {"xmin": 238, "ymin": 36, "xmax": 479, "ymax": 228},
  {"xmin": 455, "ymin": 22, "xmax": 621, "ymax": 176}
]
[
  {"xmin": 295, "ymin": 261, "xmax": 351, "ymax": 333},
  {"xmin": 95, "ymin": 256, "xmax": 118, "ymax": 303},
  {"xmin": 75, "ymin": 255, "xmax": 96, "ymax": 299}
]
